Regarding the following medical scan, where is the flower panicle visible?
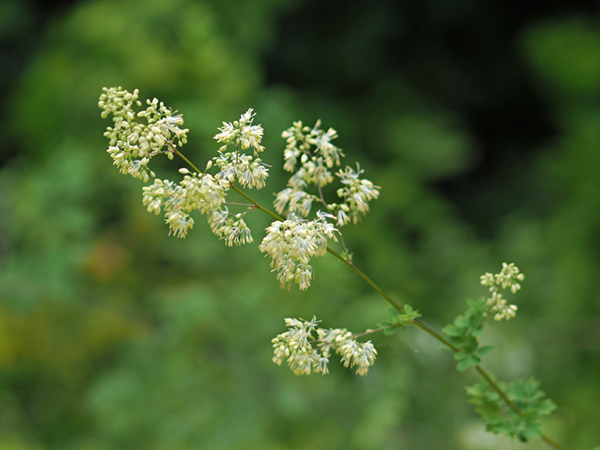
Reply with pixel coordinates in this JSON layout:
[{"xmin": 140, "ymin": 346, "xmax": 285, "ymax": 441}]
[
  {"xmin": 271, "ymin": 317, "xmax": 377, "ymax": 376},
  {"xmin": 212, "ymin": 108, "xmax": 269, "ymax": 189},
  {"xmin": 100, "ymin": 88, "xmax": 381, "ymax": 290},
  {"xmin": 142, "ymin": 172, "xmax": 229, "ymax": 239}
]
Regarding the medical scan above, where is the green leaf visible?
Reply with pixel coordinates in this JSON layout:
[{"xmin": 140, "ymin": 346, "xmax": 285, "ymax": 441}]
[
  {"xmin": 457, "ymin": 358, "xmax": 471, "ymax": 372},
  {"xmin": 441, "ymin": 324, "xmax": 461, "ymax": 337},
  {"xmin": 477, "ymin": 345, "xmax": 494, "ymax": 357},
  {"xmin": 383, "ymin": 327, "xmax": 398, "ymax": 336},
  {"xmin": 443, "ymin": 297, "xmax": 493, "ymax": 372},
  {"xmin": 536, "ymin": 398, "xmax": 557, "ymax": 415},
  {"xmin": 378, "ymin": 304, "xmax": 421, "ymax": 333},
  {"xmin": 456, "ymin": 354, "xmax": 480, "ymax": 372},
  {"xmin": 467, "ymin": 376, "xmax": 557, "ymax": 443}
]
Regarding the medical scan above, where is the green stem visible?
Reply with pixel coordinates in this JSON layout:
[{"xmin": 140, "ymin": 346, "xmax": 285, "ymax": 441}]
[
  {"xmin": 173, "ymin": 149, "xmax": 564, "ymax": 450},
  {"xmin": 172, "ymin": 147, "xmax": 203, "ymax": 174},
  {"xmin": 230, "ymin": 185, "xmax": 283, "ymax": 222},
  {"xmin": 326, "ymin": 244, "xmax": 564, "ymax": 449}
]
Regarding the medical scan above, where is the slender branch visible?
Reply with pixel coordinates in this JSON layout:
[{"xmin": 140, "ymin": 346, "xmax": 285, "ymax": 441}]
[
  {"xmin": 325, "ymin": 247, "xmax": 405, "ymax": 312},
  {"xmin": 542, "ymin": 435, "xmax": 566, "ymax": 450},
  {"xmin": 230, "ymin": 184, "xmax": 283, "ymax": 222},
  {"xmin": 172, "ymin": 146, "xmax": 203, "ymax": 174},
  {"xmin": 171, "ymin": 147, "xmax": 564, "ymax": 450},
  {"xmin": 354, "ymin": 324, "xmax": 397, "ymax": 338}
]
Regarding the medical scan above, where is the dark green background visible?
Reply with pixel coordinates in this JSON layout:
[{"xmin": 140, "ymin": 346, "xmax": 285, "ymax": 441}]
[{"xmin": 1, "ymin": 0, "xmax": 599, "ymax": 449}]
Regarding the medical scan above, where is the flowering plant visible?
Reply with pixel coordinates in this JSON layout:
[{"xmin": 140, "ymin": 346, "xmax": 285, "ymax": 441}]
[{"xmin": 99, "ymin": 87, "xmax": 566, "ymax": 449}]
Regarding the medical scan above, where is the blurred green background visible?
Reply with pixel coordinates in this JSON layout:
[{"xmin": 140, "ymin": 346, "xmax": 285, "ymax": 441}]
[{"xmin": 1, "ymin": 0, "xmax": 600, "ymax": 449}]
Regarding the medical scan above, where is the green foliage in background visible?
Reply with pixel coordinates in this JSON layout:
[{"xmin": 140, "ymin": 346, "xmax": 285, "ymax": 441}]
[{"xmin": 1, "ymin": 0, "xmax": 599, "ymax": 449}]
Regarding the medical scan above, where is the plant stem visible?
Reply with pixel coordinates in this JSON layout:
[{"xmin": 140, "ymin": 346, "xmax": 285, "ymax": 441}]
[
  {"xmin": 230, "ymin": 185, "xmax": 283, "ymax": 222},
  {"xmin": 174, "ymin": 149, "xmax": 564, "ymax": 450},
  {"xmin": 172, "ymin": 147, "xmax": 202, "ymax": 174}
]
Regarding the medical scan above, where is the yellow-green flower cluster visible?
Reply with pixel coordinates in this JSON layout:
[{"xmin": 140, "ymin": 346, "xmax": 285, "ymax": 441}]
[
  {"xmin": 142, "ymin": 170, "xmax": 229, "ymax": 238},
  {"xmin": 99, "ymin": 87, "xmax": 189, "ymax": 182},
  {"xmin": 213, "ymin": 108, "xmax": 269, "ymax": 189},
  {"xmin": 100, "ymin": 88, "xmax": 382, "ymax": 290},
  {"xmin": 275, "ymin": 120, "xmax": 380, "ymax": 226},
  {"xmin": 208, "ymin": 206, "xmax": 253, "ymax": 246},
  {"xmin": 100, "ymin": 88, "xmax": 268, "ymax": 244},
  {"xmin": 272, "ymin": 317, "xmax": 377, "ymax": 376},
  {"xmin": 480, "ymin": 263, "xmax": 525, "ymax": 321},
  {"xmin": 259, "ymin": 212, "xmax": 338, "ymax": 290}
]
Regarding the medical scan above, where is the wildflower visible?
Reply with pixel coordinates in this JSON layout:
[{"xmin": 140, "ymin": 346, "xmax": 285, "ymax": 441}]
[
  {"xmin": 213, "ymin": 151, "xmax": 269, "ymax": 189},
  {"xmin": 142, "ymin": 172, "xmax": 228, "ymax": 239},
  {"xmin": 335, "ymin": 164, "xmax": 380, "ymax": 223},
  {"xmin": 212, "ymin": 109, "xmax": 269, "ymax": 189},
  {"xmin": 209, "ymin": 208, "xmax": 254, "ymax": 246}
]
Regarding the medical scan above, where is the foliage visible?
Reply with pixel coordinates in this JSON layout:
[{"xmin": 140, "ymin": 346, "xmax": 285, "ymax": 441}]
[
  {"xmin": 378, "ymin": 305, "xmax": 422, "ymax": 335},
  {"xmin": 467, "ymin": 377, "xmax": 557, "ymax": 442},
  {"xmin": 442, "ymin": 298, "xmax": 494, "ymax": 371}
]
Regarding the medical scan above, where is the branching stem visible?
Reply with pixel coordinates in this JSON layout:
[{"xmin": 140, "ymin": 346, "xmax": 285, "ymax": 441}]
[{"xmin": 173, "ymin": 148, "xmax": 565, "ymax": 450}]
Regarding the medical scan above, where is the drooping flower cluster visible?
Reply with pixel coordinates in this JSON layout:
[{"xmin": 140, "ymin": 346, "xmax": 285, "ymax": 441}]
[
  {"xmin": 272, "ymin": 317, "xmax": 378, "ymax": 376},
  {"xmin": 480, "ymin": 263, "xmax": 524, "ymax": 320},
  {"xmin": 99, "ymin": 87, "xmax": 189, "ymax": 182},
  {"xmin": 275, "ymin": 120, "xmax": 380, "ymax": 226},
  {"xmin": 258, "ymin": 212, "xmax": 338, "ymax": 290}
]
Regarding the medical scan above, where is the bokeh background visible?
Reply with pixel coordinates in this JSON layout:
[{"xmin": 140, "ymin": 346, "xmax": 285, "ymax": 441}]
[{"xmin": 1, "ymin": 0, "xmax": 600, "ymax": 449}]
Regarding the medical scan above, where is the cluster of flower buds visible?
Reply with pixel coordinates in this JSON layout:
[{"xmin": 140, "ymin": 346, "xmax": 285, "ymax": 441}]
[
  {"xmin": 141, "ymin": 170, "xmax": 230, "ymax": 238},
  {"xmin": 480, "ymin": 263, "xmax": 525, "ymax": 320},
  {"xmin": 271, "ymin": 317, "xmax": 378, "ymax": 376},
  {"xmin": 213, "ymin": 109, "xmax": 269, "ymax": 189},
  {"xmin": 99, "ymin": 87, "xmax": 189, "ymax": 183}
]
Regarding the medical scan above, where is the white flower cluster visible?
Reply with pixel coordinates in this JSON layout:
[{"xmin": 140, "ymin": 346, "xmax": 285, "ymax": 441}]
[
  {"xmin": 99, "ymin": 87, "xmax": 189, "ymax": 182},
  {"xmin": 480, "ymin": 263, "xmax": 525, "ymax": 321},
  {"xmin": 213, "ymin": 109, "xmax": 269, "ymax": 189},
  {"xmin": 272, "ymin": 317, "xmax": 378, "ymax": 376},
  {"xmin": 336, "ymin": 164, "xmax": 381, "ymax": 224},
  {"xmin": 275, "ymin": 120, "xmax": 380, "ymax": 226},
  {"xmin": 100, "ymin": 89, "xmax": 382, "ymax": 289},
  {"xmin": 100, "ymin": 88, "xmax": 271, "ymax": 244},
  {"xmin": 142, "ymin": 169, "xmax": 229, "ymax": 238},
  {"xmin": 259, "ymin": 212, "xmax": 338, "ymax": 290},
  {"xmin": 208, "ymin": 206, "xmax": 253, "ymax": 246}
]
